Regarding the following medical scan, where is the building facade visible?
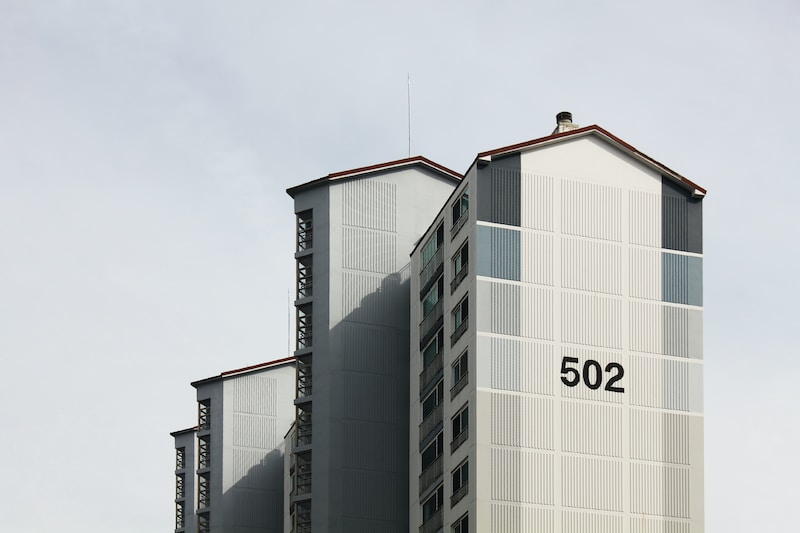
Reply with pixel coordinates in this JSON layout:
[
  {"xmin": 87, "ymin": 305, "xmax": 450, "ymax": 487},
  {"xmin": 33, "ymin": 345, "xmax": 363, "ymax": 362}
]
[
  {"xmin": 172, "ymin": 358, "xmax": 296, "ymax": 533},
  {"xmin": 285, "ymin": 158, "xmax": 461, "ymax": 533},
  {"xmin": 409, "ymin": 114, "xmax": 705, "ymax": 533}
]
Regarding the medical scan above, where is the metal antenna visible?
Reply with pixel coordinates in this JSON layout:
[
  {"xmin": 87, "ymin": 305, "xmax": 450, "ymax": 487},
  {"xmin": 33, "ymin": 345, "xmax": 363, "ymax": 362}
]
[{"xmin": 407, "ymin": 73, "xmax": 411, "ymax": 157}]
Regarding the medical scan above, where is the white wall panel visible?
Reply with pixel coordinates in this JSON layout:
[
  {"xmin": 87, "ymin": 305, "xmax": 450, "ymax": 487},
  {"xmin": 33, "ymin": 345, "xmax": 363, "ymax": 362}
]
[
  {"xmin": 562, "ymin": 179, "xmax": 623, "ymax": 242},
  {"xmin": 630, "ymin": 410, "xmax": 690, "ymax": 465},
  {"xmin": 484, "ymin": 281, "xmax": 554, "ymax": 340},
  {"xmin": 491, "ymin": 392, "xmax": 554, "ymax": 450},
  {"xmin": 521, "ymin": 231, "xmax": 554, "ymax": 286},
  {"xmin": 520, "ymin": 172, "xmax": 555, "ymax": 231},
  {"xmin": 341, "ymin": 227, "xmax": 397, "ymax": 273},
  {"xmin": 232, "ymin": 375, "xmax": 277, "ymax": 416},
  {"xmin": 561, "ymin": 401, "xmax": 623, "ymax": 457},
  {"xmin": 630, "ymin": 247, "xmax": 662, "ymax": 301},
  {"xmin": 232, "ymin": 413, "xmax": 277, "ymax": 448},
  {"xmin": 562, "ymin": 292, "xmax": 623, "ymax": 349},
  {"xmin": 562, "ymin": 510, "xmax": 624, "ymax": 533},
  {"xmin": 629, "ymin": 189, "xmax": 662, "ymax": 247},
  {"xmin": 562, "ymin": 238, "xmax": 623, "ymax": 295},
  {"xmin": 562, "ymin": 456, "xmax": 623, "ymax": 511},
  {"xmin": 489, "ymin": 337, "xmax": 554, "ymax": 396},
  {"xmin": 630, "ymin": 463, "xmax": 691, "ymax": 518},
  {"xmin": 342, "ymin": 180, "xmax": 397, "ymax": 231},
  {"xmin": 491, "ymin": 448, "xmax": 555, "ymax": 505},
  {"xmin": 490, "ymin": 504, "xmax": 554, "ymax": 532},
  {"xmin": 629, "ymin": 517, "xmax": 691, "ymax": 533},
  {"xmin": 630, "ymin": 301, "xmax": 663, "ymax": 354},
  {"xmin": 560, "ymin": 347, "xmax": 626, "ymax": 404}
]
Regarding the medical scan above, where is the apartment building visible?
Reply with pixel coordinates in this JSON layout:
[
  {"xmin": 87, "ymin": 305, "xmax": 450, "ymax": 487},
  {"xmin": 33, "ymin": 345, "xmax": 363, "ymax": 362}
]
[{"xmin": 409, "ymin": 113, "xmax": 705, "ymax": 533}]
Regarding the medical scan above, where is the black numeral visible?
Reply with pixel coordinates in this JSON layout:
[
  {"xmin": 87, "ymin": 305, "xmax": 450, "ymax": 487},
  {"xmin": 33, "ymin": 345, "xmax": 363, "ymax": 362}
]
[{"xmin": 559, "ymin": 357, "xmax": 625, "ymax": 393}]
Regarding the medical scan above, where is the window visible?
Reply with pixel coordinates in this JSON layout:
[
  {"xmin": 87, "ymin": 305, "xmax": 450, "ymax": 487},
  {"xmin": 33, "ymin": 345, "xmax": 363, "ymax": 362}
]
[
  {"xmin": 422, "ymin": 380, "xmax": 444, "ymax": 420},
  {"xmin": 451, "ymin": 240, "xmax": 468, "ymax": 291},
  {"xmin": 452, "ymin": 513, "xmax": 468, "ymax": 533},
  {"xmin": 422, "ymin": 330, "xmax": 443, "ymax": 369},
  {"xmin": 451, "ymin": 404, "xmax": 468, "ymax": 452},
  {"xmin": 451, "ymin": 350, "xmax": 468, "ymax": 398},
  {"xmin": 198, "ymin": 399, "xmax": 210, "ymax": 430},
  {"xmin": 451, "ymin": 460, "xmax": 469, "ymax": 506},
  {"xmin": 297, "ymin": 210, "xmax": 313, "ymax": 251},
  {"xmin": 422, "ymin": 276, "xmax": 444, "ymax": 318},
  {"xmin": 422, "ymin": 484, "xmax": 444, "ymax": 522},
  {"xmin": 198, "ymin": 435, "xmax": 210, "ymax": 469},
  {"xmin": 451, "ymin": 187, "xmax": 469, "ymax": 236},
  {"xmin": 451, "ymin": 295, "xmax": 469, "ymax": 345},
  {"xmin": 421, "ymin": 224, "xmax": 444, "ymax": 269},
  {"xmin": 421, "ymin": 432, "xmax": 443, "ymax": 471},
  {"xmin": 176, "ymin": 447, "xmax": 185, "ymax": 470}
]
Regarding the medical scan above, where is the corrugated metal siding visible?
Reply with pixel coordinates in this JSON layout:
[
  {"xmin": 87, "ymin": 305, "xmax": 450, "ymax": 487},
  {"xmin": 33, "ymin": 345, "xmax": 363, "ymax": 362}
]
[
  {"xmin": 520, "ymin": 172, "xmax": 554, "ymax": 231},
  {"xmin": 562, "ymin": 179, "xmax": 623, "ymax": 242},
  {"xmin": 342, "ymin": 371, "xmax": 398, "ymax": 422},
  {"xmin": 341, "ymin": 469, "xmax": 403, "ymax": 523},
  {"xmin": 490, "ymin": 504, "xmax": 554, "ymax": 532},
  {"xmin": 342, "ymin": 420, "xmax": 399, "ymax": 471},
  {"xmin": 342, "ymin": 227, "xmax": 397, "ymax": 273},
  {"xmin": 630, "ymin": 463, "xmax": 691, "ymax": 518},
  {"xmin": 489, "ymin": 337, "xmax": 554, "ymax": 396},
  {"xmin": 630, "ymin": 301, "xmax": 663, "ymax": 354},
  {"xmin": 341, "ymin": 271, "xmax": 405, "ymax": 327},
  {"xmin": 478, "ymin": 157, "xmax": 521, "ymax": 226},
  {"xmin": 662, "ymin": 253, "xmax": 703, "ymax": 306},
  {"xmin": 562, "ymin": 456, "xmax": 623, "ymax": 511},
  {"xmin": 476, "ymin": 225, "xmax": 521, "ymax": 281},
  {"xmin": 630, "ymin": 247, "xmax": 662, "ymax": 301},
  {"xmin": 561, "ymin": 401, "xmax": 623, "ymax": 457},
  {"xmin": 521, "ymin": 231, "xmax": 554, "ymax": 286},
  {"xmin": 562, "ymin": 510, "xmax": 624, "ymax": 533},
  {"xmin": 630, "ymin": 517, "xmax": 692, "ymax": 533},
  {"xmin": 662, "ymin": 306, "xmax": 703, "ymax": 359},
  {"xmin": 491, "ymin": 448, "xmax": 554, "ymax": 504},
  {"xmin": 629, "ymin": 189, "xmax": 661, "ymax": 247},
  {"xmin": 342, "ymin": 180, "xmax": 397, "ymax": 232},
  {"xmin": 341, "ymin": 322, "xmax": 400, "ymax": 375},
  {"xmin": 491, "ymin": 392, "xmax": 554, "ymax": 450},
  {"xmin": 661, "ymin": 177, "xmax": 702, "ymax": 254},
  {"xmin": 232, "ymin": 413, "xmax": 277, "ymax": 448},
  {"xmin": 631, "ymin": 357, "xmax": 702, "ymax": 413},
  {"xmin": 562, "ymin": 237, "xmax": 624, "ymax": 295},
  {"xmin": 232, "ymin": 375, "xmax": 277, "ymax": 415},
  {"xmin": 630, "ymin": 410, "xmax": 690, "ymax": 465},
  {"xmin": 562, "ymin": 292, "xmax": 623, "ymax": 349}
]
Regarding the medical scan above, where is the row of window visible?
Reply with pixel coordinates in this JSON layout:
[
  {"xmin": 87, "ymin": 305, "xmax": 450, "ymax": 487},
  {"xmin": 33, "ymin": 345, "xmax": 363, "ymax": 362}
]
[{"xmin": 421, "ymin": 186, "xmax": 469, "ymax": 274}]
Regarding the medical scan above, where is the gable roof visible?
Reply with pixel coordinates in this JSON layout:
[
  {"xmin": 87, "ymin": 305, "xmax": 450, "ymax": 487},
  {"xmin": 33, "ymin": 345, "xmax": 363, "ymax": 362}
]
[
  {"xmin": 474, "ymin": 125, "xmax": 706, "ymax": 196},
  {"xmin": 190, "ymin": 356, "xmax": 295, "ymax": 388},
  {"xmin": 287, "ymin": 156, "xmax": 462, "ymax": 198}
]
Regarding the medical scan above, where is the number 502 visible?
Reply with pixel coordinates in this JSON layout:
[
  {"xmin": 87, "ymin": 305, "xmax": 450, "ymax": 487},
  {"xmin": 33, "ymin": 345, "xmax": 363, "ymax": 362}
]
[{"xmin": 560, "ymin": 356, "xmax": 625, "ymax": 393}]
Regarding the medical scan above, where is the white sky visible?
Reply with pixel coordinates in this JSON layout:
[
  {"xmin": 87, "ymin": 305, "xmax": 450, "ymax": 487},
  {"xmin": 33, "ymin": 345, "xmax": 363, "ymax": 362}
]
[{"xmin": 1, "ymin": 1, "xmax": 798, "ymax": 531}]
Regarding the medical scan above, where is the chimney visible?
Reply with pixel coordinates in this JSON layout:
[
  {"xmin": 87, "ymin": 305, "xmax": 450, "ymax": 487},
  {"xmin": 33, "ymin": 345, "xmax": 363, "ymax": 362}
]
[{"xmin": 553, "ymin": 111, "xmax": 579, "ymax": 134}]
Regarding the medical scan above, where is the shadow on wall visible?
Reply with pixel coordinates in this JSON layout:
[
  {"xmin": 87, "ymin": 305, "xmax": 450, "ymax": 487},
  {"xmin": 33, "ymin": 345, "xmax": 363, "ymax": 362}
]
[{"xmin": 221, "ymin": 447, "xmax": 285, "ymax": 533}]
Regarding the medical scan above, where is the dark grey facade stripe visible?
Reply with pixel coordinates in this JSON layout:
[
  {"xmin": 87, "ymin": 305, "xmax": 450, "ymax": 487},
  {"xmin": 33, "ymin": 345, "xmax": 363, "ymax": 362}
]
[
  {"xmin": 477, "ymin": 153, "xmax": 521, "ymax": 226},
  {"xmin": 662, "ymin": 252, "xmax": 703, "ymax": 306},
  {"xmin": 661, "ymin": 176, "xmax": 703, "ymax": 253},
  {"xmin": 477, "ymin": 225, "xmax": 521, "ymax": 281}
]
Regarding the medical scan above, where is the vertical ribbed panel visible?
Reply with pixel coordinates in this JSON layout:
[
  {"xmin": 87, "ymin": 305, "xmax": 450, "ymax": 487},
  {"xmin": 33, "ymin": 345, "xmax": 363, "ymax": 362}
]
[
  {"xmin": 486, "ymin": 167, "xmax": 521, "ymax": 226},
  {"xmin": 521, "ymin": 286, "xmax": 554, "ymax": 340},
  {"xmin": 562, "ymin": 292, "xmax": 623, "ymax": 348},
  {"xmin": 491, "ymin": 504, "xmax": 554, "ymax": 532},
  {"xmin": 561, "ymin": 401, "xmax": 623, "ymax": 457},
  {"xmin": 490, "ymin": 337, "xmax": 554, "ymax": 395},
  {"xmin": 630, "ymin": 301, "xmax": 662, "ymax": 354},
  {"xmin": 342, "ymin": 271, "xmax": 404, "ymax": 327},
  {"xmin": 630, "ymin": 463, "xmax": 690, "ymax": 518},
  {"xmin": 629, "ymin": 189, "xmax": 661, "ymax": 247},
  {"xmin": 520, "ymin": 172, "xmax": 554, "ymax": 231},
  {"xmin": 489, "ymin": 281, "xmax": 520, "ymax": 336},
  {"xmin": 491, "ymin": 392, "xmax": 554, "ymax": 450},
  {"xmin": 342, "ymin": 469, "xmax": 402, "ymax": 522},
  {"xmin": 521, "ymin": 231, "xmax": 553, "ymax": 286},
  {"xmin": 341, "ymin": 322, "xmax": 400, "ymax": 375},
  {"xmin": 630, "ymin": 410, "xmax": 690, "ymax": 464},
  {"xmin": 562, "ymin": 456, "xmax": 623, "ymax": 511},
  {"xmin": 631, "ymin": 355, "xmax": 663, "ymax": 409},
  {"xmin": 232, "ymin": 448, "xmax": 280, "ymax": 489},
  {"xmin": 662, "ymin": 359, "xmax": 690, "ymax": 411},
  {"xmin": 232, "ymin": 375, "xmax": 277, "ymax": 416},
  {"xmin": 342, "ymin": 371, "xmax": 398, "ymax": 422},
  {"xmin": 476, "ymin": 225, "xmax": 521, "ymax": 281},
  {"xmin": 562, "ymin": 510, "xmax": 624, "ymax": 533},
  {"xmin": 630, "ymin": 517, "xmax": 692, "ymax": 533},
  {"xmin": 491, "ymin": 448, "xmax": 555, "ymax": 504},
  {"xmin": 561, "ymin": 347, "xmax": 625, "ymax": 404},
  {"xmin": 342, "ymin": 180, "xmax": 397, "ymax": 231},
  {"xmin": 231, "ymin": 488, "xmax": 283, "ymax": 531},
  {"xmin": 662, "ymin": 253, "xmax": 703, "ymax": 306},
  {"xmin": 631, "ymin": 357, "xmax": 699, "ymax": 412},
  {"xmin": 562, "ymin": 179, "xmax": 623, "ymax": 242},
  {"xmin": 662, "ymin": 177, "xmax": 702, "ymax": 254},
  {"xmin": 232, "ymin": 413, "xmax": 277, "ymax": 448},
  {"xmin": 630, "ymin": 247, "xmax": 661, "ymax": 301},
  {"xmin": 663, "ymin": 306, "xmax": 703, "ymax": 359},
  {"xmin": 342, "ymin": 227, "xmax": 397, "ymax": 273},
  {"xmin": 342, "ymin": 420, "xmax": 399, "ymax": 471},
  {"xmin": 561, "ymin": 238, "xmax": 623, "ymax": 295}
]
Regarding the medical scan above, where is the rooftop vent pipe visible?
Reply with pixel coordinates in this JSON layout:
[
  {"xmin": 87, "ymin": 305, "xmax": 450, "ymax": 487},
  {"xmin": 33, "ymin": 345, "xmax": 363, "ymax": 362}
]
[{"xmin": 553, "ymin": 111, "xmax": 579, "ymax": 134}]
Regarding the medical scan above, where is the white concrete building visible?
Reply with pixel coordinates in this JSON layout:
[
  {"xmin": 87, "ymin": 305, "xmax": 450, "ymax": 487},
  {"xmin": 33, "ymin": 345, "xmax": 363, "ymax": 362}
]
[{"xmin": 409, "ymin": 113, "xmax": 705, "ymax": 533}]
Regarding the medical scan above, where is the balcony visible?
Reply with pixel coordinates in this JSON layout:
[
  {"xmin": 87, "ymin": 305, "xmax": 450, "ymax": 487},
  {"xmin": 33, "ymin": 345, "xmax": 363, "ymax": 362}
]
[
  {"xmin": 419, "ymin": 403, "xmax": 443, "ymax": 444},
  {"xmin": 450, "ymin": 371, "xmax": 468, "ymax": 399},
  {"xmin": 419, "ymin": 300, "xmax": 443, "ymax": 348},
  {"xmin": 451, "ymin": 262, "xmax": 468, "ymax": 293},
  {"xmin": 419, "ymin": 353, "xmax": 443, "ymax": 392},
  {"xmin": 450, "ymin": 481, "xmax": 468, "ymax": 507},
  {"xmin": 420, "ymin": 246, "xmax": 444, "ymax": 297},
  {"xmin": 450, "ymin": 316, "xmax": 468, "ymax": 346},
  {"xmin": 419, "ymin": 508, "xmax": 443, "ymax": 533},
  {"xmin": 451, "ymin": 427, "xmax": 468, "ymax": 453},
  {"xmin": 419, "ymin": 455, "xmax": 443, "ymax": 495}
]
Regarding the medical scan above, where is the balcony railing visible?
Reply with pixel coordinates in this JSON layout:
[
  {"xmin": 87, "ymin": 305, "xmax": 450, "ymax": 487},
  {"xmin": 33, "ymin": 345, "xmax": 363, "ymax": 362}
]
[
  {"xmin": 419, "ymin": 403, "xmax": 443, "ymax": 444},
  {"xmin": 451, "ymin": 427, "xmax": 468, "ymax": 453},
  {"xmin": 450, "ymin": 316, "xmax": 468, "ymax": 346},
  {"xmin": 419, "ymin": 508, "xmax": 443, "ymax": 533},
  {"xmin": 451, "ymin": 262, "xmax": 468, "ymax": 293},
  {"xmin": 420, "ymin": 247, "xmax": 444, "ymax": 295},
  {"xmin": 419, "ymin": 455, "xmax": 443, "ymax": 495},
  {"xmin": 450, "ymin": 371, "xmax": 468, "ymax": 399},
  {"xmin": 450, "ymin": 481, "xmax": 468, "ymax": 507},
  {"xmin": 420, "ymin": 300, "xmax": 443, "ymax": 348},
  {"xmin": 419, "ymin": 354, "xmax": 443, "ymax": 392}
]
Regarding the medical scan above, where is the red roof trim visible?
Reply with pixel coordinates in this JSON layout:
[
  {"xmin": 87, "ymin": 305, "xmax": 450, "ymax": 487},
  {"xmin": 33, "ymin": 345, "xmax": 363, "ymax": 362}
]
[
  {"xmin": 287, "ymin": 156, "xmax": 462, "ymax": 197},
  {"xmin": 191, "ymin": 356, "xmax": 296, "ymax": 387},
  {"xmin": 477, "ymin": 125, "xmax": 706, "ymax": 194}
]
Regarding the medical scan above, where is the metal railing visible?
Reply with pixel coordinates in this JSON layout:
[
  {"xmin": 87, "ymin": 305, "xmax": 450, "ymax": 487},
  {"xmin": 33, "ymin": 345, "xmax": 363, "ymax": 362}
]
[
  {"xmin": 418, "ymin": 455, "xmax": 443, "ymax": 495},
  {"xmin": 419, "ymin": 508, "xmax": 443, "ymax": 533},
  {"xmin": 419, "ymin": 353, "xmax": 443, "ymax": 392},
  {"xmin": 419, "ymin": 403, "xmax": 443, "ymax": 444}
]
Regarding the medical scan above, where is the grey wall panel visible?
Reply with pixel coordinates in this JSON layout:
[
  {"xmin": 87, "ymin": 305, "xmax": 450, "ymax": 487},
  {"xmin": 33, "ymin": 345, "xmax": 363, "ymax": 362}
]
[
  {"xmin": 476, "ymin": 225, "xmax": 521, "ymax": 281},
  {"xmin": 662, "ymin": 177, "xmax": 703, "ymax": 254},
  {"xmin": 489, "ymin": 337, "xmax": 554, "ymax": 395},
  {"xmin": 340, "ymin": 322, "xmax": 399, "ymax": 375},
  {"xmin": 562, "ymin": 510, "xmax": 624, "ymax": 533},
  {"xmin": 342, "ymin": 420, "xmax": 399, "ymax": 472},
  {"xmin": 490, "ymin": 504, "xmax": 554, "ymax": 532},
  {"xmin": 490, "ymin": 392, "xmax": 554, "ymax": 450},
  {"xmin": 662, "ymin": 253, "xmax": 703, "ymax": 306},
  {"xmin": 341, "ymin": 272, "xmax": 405, "ymax": 327},
  {"xmin": 477, "ymin": 154, "xmax": 521, "ymax": 226},
  {"xmin": 232, "ymin": 375, "xmax": 277, "ymax": 416},
  {"xmin": 341, "ymin": 469, "xmax": 403, "ymax": 523},
  {"xmin": 491, "ymin": 448, "xmax": 555, "ymax": 505},
  {"xmin": 341, "ymin": 227, "xmax": 397, "ymax": 273},
  {"xmin": 630, "ymin": 517, "xmax": 691, "ymax": 533},
  {"xmin": 561, "ymin": 456, "xmax": 623, "ymax": 511},
  {"xmin": 342, "ymin": 371, "xmax": 398, "ymax": 423},
  {"xmin": 232, "ymin": 413, "xmax": 277, "ymax": 448},
  {"xmin": 487, "ymin": 282, "xmax": 521, "ymax": 336},
  {"xmin": 342, "ymin": 180, "xmax": 397, "ymax": 232},
  {"xmin": 662, "ymin": 306, "xmax": 704, "ymax": 359}
]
